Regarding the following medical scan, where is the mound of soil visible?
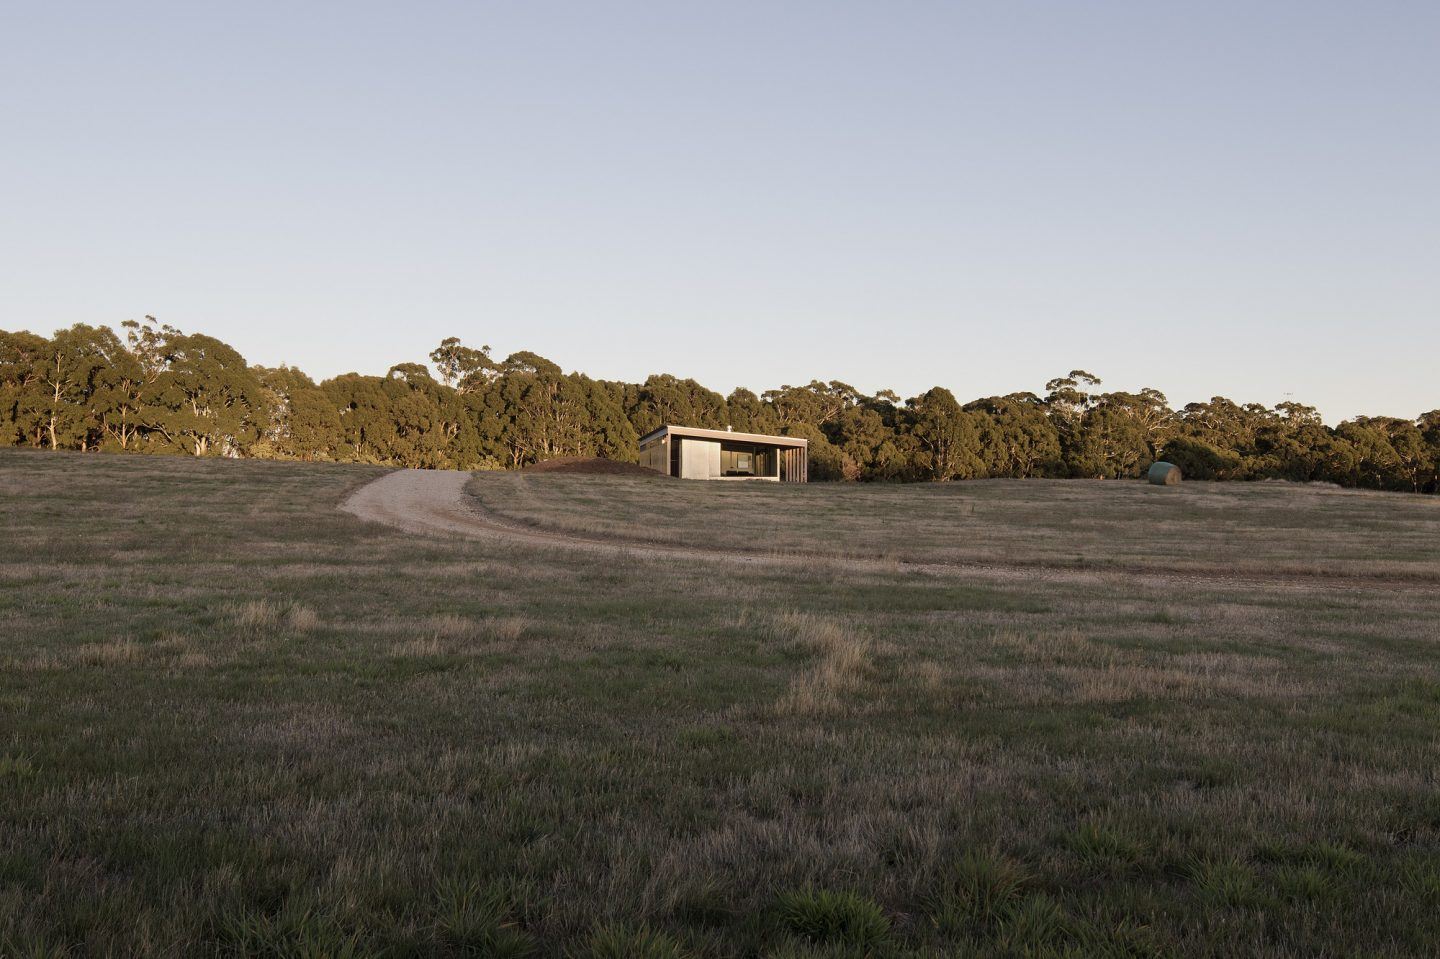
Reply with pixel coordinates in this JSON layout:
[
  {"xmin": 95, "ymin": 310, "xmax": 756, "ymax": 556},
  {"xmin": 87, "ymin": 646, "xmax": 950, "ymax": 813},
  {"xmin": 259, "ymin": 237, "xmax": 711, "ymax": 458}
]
[{"xmin": 521, "ymin": 457, "xmax": 665, "ymax": 477}]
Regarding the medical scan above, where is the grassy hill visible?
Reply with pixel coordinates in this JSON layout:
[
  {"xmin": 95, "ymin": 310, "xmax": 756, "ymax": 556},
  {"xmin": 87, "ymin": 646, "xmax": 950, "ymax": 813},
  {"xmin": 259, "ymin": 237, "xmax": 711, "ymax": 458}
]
[{"xmin": 4, "ymin": 449, "xmax": 1440, "ymax": 957}]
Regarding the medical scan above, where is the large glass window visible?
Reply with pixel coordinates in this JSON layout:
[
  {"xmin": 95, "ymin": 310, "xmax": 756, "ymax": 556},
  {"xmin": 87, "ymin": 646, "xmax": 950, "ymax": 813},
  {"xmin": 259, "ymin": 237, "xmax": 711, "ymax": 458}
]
[
  {"xmin": 720, "ymin": 443, "xmax": 773, "ymax": 477},
  {"xmin": 721, "ymin": 449, "xmax": 751, "ymax": 475}
]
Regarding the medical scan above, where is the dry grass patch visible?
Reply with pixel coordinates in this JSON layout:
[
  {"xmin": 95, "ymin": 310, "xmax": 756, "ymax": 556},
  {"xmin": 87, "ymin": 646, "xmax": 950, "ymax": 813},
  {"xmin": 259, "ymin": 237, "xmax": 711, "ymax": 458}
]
[
  {"xmin": 386, "ymin": 613, "xmax": 532, "ymax": 658},
  {"xmin": 428, "ymin": 613, "xmax": 473, "ymax": 638},
  {"xmin": 72, "ymin": 638, "xmax": 141, "ymax": 666},
  {"xmin": 285, "ymin": 605, "xmax": 321, "ymax": 633},
  {"xmin": 769, "ymin": 611, "xmax": 876, "ymax": 717},
  {"xmin": 486, "ymin": 615, "xmax": 529, "ymax": 643},
  {"xmin": 964, "ymin": 629, "xmax": 1312, "ymax": 706},
  {"xmin": 226, "ymin": 599, "xmax": 322, "ymax": 636},
  {"xmin": 392, "ymin": 636, "xmax": 447, "ymax": 659}
]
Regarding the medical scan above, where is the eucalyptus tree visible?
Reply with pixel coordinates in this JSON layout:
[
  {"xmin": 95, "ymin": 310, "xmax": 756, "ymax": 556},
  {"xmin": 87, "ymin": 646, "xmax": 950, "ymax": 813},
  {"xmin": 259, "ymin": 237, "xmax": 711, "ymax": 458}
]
[
  {"xmin": 145, "ymin": 331, "xmax": 267, "ymax": 456},
  {"xmin": 773, "ymin": 421, "xmax": 852, "ymax": 482},
  {"xmin": 254, "ymin": 366, "xmax": 343, "ymax": 461},
  {"xmin": 122, "ymin": 315, "xmax": 179, "ymax": 380},
  {"xmin": 499, "ymin": 351, "xmax": 563, "ymax": 378},
  {"xmin": 826, "ymin": 404, "xmax": 894, "ymax": 480},
  {"xmin": 965, "ymin": 393, "xmax": 1062, "ymax": 478},
  {"xmin": 1065, "ymin": 403, "xmax": 1152, "ymax": 478},
  {"xmin": 1158, "ymin": 436, "xmax": 1245, "ymax": 480},
  {"xmin": 323, "ymin": 374, "xmax": 393, "ymax": 463},
  {"xmin": 1378, "ymin": 418, "xmax": 1434, "ymax": 493},
  {"xmin": 580, "ymin": 377, "xmax": 639, "ymax": 462},
  {"xmin": 1051, "ymin": 385, "xmax": 1173, "ymax": 479},
  {"xmin": 724, "ymin": 387, "xmax": 780, "ymax": 435},
  {"xmin": 388, "ymin": 363, "xmax": 484, "ymax": 468},
  {"xmin": 1044, "ymin": 370, "xmax": 1101, "ymax": 424},
  {"xmin": 904, "ymin": 387, "xmax": 985, "ymax": 481},
  {"xmin": 429, "ymin": 337, "xmax": 495, "ymax": 392},
  {"xmin": 1335, "ymin": 417, "xmax": 1432, "ymax": 492},
  {"xmin": 624, "ymin": 374, "xmax": 728, "ymax": 438},
  {"xmin": 1175, "ymin": 397, "xmax": 1268, "ymax": 453},
  {"xmin": 1421, "ymin": 412, "xmax": 1440, "ymax": 493},
  {"xmin": 0, "ymin": 329, "xmax": 50, "ymax": 446},
  {"xmin": 31, "ymin": 324, "xmax": 129, "ymax": 451},
  {"xmin": 1250, "ymin": 403, "xmax": 1333, "ymax": 481},
  {"xmin": 90, "ymin": 327, "xmax": 151, "ymax": 451},
  {"xmin": 762, "ymin": 380, "xmax": 863, "ymax": 429}
]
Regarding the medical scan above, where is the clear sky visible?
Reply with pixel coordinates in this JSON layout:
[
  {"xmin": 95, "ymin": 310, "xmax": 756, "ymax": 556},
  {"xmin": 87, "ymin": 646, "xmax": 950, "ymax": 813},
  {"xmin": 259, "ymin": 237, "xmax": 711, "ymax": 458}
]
[{"xmin": 3, "ymin": 1, "xmax": 1436, "ymax": 422}]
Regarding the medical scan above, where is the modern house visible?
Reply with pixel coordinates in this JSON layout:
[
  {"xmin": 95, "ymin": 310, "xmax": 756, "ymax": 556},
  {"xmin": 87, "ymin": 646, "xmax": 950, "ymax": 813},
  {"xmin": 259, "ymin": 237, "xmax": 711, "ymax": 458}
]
[{"xmin": 637, "ymin": 425, "xmax": 808, "ymax": 482}]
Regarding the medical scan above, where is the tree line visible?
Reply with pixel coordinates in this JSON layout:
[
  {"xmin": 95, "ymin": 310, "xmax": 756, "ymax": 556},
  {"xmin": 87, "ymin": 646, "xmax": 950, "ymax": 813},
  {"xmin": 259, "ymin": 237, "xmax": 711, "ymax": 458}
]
[{"xmin": 3, "ymin": 318, "xmax": 1437, "ymax": 493}]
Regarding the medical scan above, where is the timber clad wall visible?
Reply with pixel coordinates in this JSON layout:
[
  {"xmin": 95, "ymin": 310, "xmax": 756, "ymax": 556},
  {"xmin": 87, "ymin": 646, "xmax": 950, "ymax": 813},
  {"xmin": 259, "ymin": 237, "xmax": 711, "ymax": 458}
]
[
  {"xmin": 638, "ymin": 440, "xmax": 667, "ymax": 474},
  {"xmin": 780, "ymin": 446, "xmax": 807, "ymax": 483}
]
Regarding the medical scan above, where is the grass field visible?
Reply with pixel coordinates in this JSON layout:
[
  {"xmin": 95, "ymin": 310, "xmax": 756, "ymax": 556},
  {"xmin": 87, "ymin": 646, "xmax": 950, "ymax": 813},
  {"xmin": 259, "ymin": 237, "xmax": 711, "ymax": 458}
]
[
  {"xmin": 469, "ymin": 471, "xmax": 1440, "ymax": 580},
  {"xmin": 4, "ymin": 450, "xmax": 1440, "ymax": 957}
]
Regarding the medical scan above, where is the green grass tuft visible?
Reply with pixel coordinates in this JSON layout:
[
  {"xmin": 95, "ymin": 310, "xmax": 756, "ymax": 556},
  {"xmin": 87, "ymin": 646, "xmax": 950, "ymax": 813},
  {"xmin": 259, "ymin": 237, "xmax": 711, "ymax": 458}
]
[
  {"xmin": 1068, "ymin": 822, "xmax": 1145, "ymax": 876},
  {"xmin": 0, "ymin": 934, "xmax": 74, "ymax": 959},
  {"xmin": 1186, "ymin": 856, "xmax": 1262, "ymax": 909},
  {"xmin": 434, "ymin": 879, "xmax": 537, "ymax": 957},
  {"xmin": 0, "ymin": 752, "xmax": 37, "ymax": 781},
  {"xmin": 774, "ymin": 889, "xmax": 892, "ymax": 948},
  {"xmin": 994, "ymin": 893, "xmax": 1070, "ymax": 952},
  {"xmin": 930, "ymin": 849, "xmax": 1029, "ymax": 937},
  {"xmin": 1274, "ymin": 863, "xmax": 1336, "ymax": 902},
  {"xmin": 216, "ymin": 903, "xmax": 370, "ymax": 958},
  {"xmin": 581, "ymin": 923, "xmax": 689, "ymax": 959}
]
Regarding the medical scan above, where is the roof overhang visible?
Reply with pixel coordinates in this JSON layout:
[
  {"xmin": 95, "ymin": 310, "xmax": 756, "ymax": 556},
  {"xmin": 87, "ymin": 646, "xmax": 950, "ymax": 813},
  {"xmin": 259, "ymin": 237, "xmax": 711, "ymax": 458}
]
[{"xmin": 638, "ymin": 424, "xmax": 808, "ymax": 448}]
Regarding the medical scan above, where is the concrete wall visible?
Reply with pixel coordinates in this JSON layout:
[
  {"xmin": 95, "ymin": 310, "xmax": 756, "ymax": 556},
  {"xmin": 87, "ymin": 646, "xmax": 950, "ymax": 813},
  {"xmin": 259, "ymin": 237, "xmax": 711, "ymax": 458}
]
[{"xmin": 678, "ymin": 438, "xmax": 722, "ymax": 479}]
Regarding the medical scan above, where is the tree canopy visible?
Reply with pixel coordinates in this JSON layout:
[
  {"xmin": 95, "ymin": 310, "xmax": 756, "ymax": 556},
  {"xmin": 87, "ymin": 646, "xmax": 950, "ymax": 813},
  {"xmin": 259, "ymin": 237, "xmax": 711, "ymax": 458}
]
[{"xmin": 2, "ymin": 321, "xmax": 1436, "ymax": 494}]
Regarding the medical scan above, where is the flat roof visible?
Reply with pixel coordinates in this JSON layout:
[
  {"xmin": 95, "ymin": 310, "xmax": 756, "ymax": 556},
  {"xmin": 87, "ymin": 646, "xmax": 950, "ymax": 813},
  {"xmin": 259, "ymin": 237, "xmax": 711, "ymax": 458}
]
[{"xmin": 638, "ymin": 424, "xmax": 808, "ymax": 448}]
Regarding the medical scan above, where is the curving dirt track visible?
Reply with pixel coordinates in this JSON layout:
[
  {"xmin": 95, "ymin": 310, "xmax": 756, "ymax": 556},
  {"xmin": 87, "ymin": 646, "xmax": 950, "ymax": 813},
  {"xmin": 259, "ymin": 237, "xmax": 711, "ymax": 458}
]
[
  {"xmin": 340, "ymin": 469, "xmax": 1437, "ymax": 597},
  {"xmin": 341, "ymin": 468, "xmax": 799, "ymax": 569}
]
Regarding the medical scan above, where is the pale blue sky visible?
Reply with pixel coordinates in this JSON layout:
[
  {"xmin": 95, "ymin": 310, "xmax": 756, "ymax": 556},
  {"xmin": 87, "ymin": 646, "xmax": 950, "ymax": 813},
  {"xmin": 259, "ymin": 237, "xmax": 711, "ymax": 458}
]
[{"xmin": 3, "ymin": 1, "xmax": 1437, "ymax": 422}]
